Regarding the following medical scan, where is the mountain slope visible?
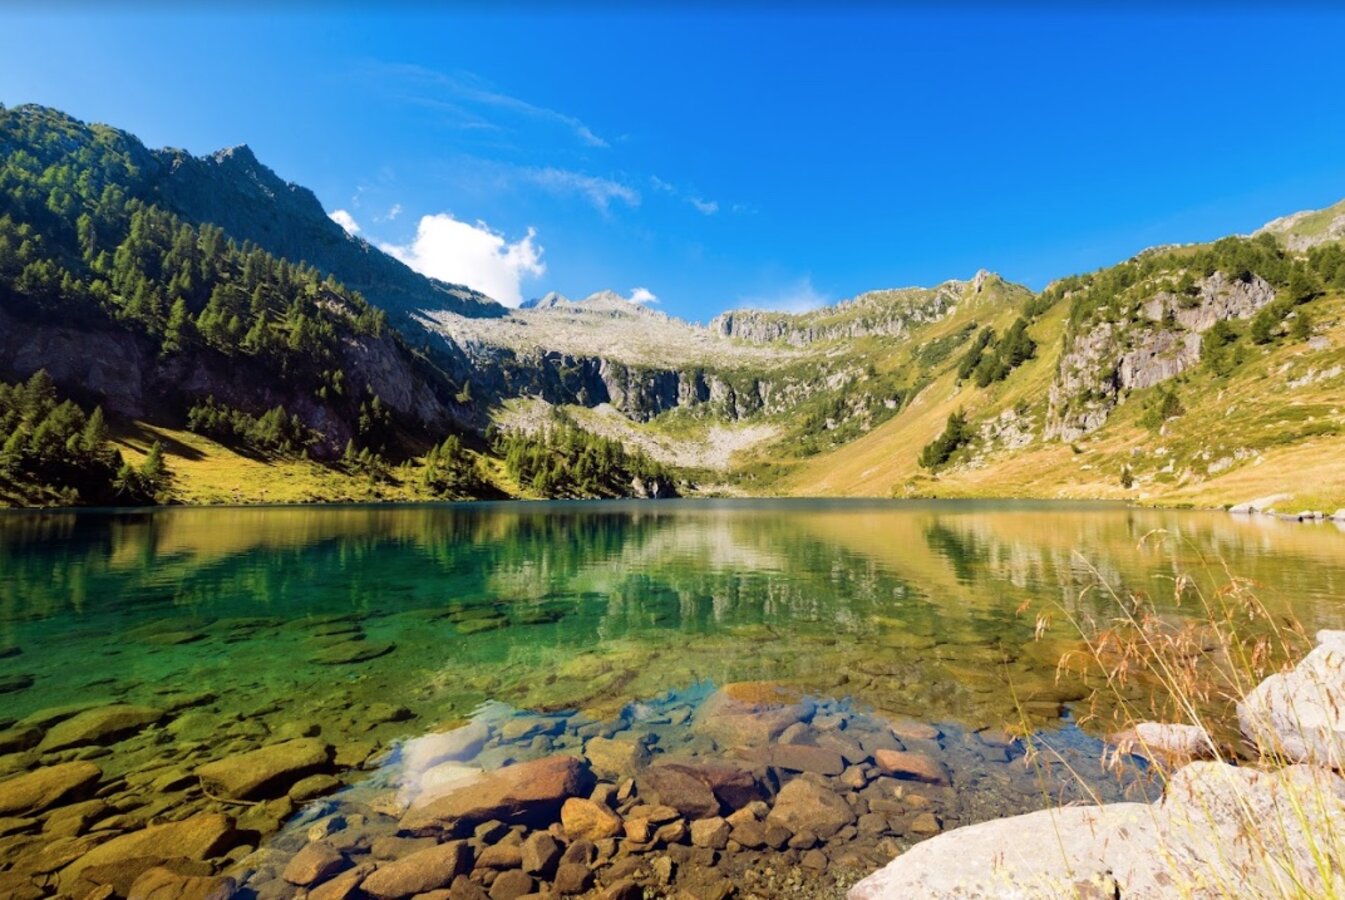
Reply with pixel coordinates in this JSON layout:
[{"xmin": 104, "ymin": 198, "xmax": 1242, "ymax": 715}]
[{"xmin": 780, "ymin": 227, "xmax": 1345, "ymax": 510}]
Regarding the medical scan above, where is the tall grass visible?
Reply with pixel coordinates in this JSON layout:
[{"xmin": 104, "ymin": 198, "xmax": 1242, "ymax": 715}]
[{"xmin": 1013, "ymin": 530, "xmax": 1345, "ymax": 899}]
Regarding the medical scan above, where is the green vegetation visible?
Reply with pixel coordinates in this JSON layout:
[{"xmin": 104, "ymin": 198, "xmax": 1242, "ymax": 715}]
[
  {"xmin": 919, "ymin": 409, "xmax": 974, "ymax": 470},
  {"xmin": 1141, "ymin": 387, "xmax": 1185, "ymax": 431},
  {"xmin": 0, "ymin": 370, "xmax": 164, "ymax": 505},
  {"xmin": 186, "ymin": 397, "xmax": 312, "ymax": 457},
  {"xmin": 493, "ymin": 412, "xmax": 674, "ymax": 498},
  {"xmin": 418, "ymin": 435, "xmax": 488, "ymax": 497}
]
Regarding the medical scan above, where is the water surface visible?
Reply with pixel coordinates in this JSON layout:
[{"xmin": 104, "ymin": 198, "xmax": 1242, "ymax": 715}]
[{"xmin": 2, "ymin": 499, "xmax": 1343, "ymax": 891}]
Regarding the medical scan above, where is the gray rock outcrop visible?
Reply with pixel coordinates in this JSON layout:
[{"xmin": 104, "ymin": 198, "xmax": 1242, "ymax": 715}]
[
  {"xmin": 1238, "ymin": 629, "xmax": 1345, "ymax": 768},
  {"xmin": 1046, "ymin": 272, "xmax": 1276, "ymax": 441},
  {"xmin": 850, "ymin": 762, "xmax": 1345, "ymax": 899}
]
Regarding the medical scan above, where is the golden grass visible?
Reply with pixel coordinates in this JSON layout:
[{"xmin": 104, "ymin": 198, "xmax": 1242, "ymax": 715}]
[
  {"xmin": 1015, "ymin": 535, "xmax": 1345, "ymax": 898},
  {"xmin": 779, "ymin": 289, "xmax": 1345, "ymax": 512},
  {"xmin": 112, "ymin": 422, "xmax": 465, "ymax": 505}
]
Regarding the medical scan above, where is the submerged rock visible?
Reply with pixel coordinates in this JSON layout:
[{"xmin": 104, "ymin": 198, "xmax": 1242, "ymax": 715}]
[
  {"xmin": 37, "ymin": 704, "xmax": 164, "ymax": 752},
  {"xmin": 195, "ymin": 738, "xmax": 333, "ymax": 800},
  {"xmin": 310, "ymin": 640, "xmax": 396, "ymax": 665},
  {"xmin": 1238, "ymin": 629, "xmax": 1345, "ymax": 767},
  {"xmin": 127, "ymin": 866, "xmax": 236, "ymax": 900},
  {"xmin": 560, "ymin": 796, "xmax": 623, "ymax": 840},
  {"xmin": 765, "ymin": 778, "xmax": 856, "ymax": 839},
  {"xmin": 583, "ymin": 735, "xmax": 649, "ymax": 780},
  {"xmin": 693, "ymin": 681, "xmax": 815, "ymax": 748},
  {"xmin": 359, "ymin": 840, "xmax": 473, "ymax": 898},
  {"xmin": 0, "ymin": 761, "xmax": 101, "ymax": 815},
  {"xmin": 872, "ymin": 749, "xmax": 949, "ymax": 785},
  {"xmin": 635, "ymin": 765, "xmax": 719, "ymax": 819},
  {"xmin": 61, "ymin": 813, "xmax": 239, "ymax": 889},
  {"xmin": 0, "ymin": 674, "xmax": 33, "ymax": 694},
  {"xmin": 400, "ymin": 755, "xmax": 594, "ymax": 836}
]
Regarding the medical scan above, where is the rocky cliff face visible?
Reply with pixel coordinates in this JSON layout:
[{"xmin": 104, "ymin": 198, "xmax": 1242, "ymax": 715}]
[
  {"xmin": 708, "ymin": 277, "xmax": 989, "ymax": 347},
  {"xmin": 1046, "ymin": 272, "xmax": 1276, "ymax": 441},
  {"xmin": 0, "ymin": 302, "xmax": 460, "ymax": 457}
]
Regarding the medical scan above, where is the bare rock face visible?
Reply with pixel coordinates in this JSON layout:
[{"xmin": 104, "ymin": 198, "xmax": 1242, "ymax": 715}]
[
  {"xmin": 1045, "ymin": 272, "xmax": 1276, "ymax": 441},
  {"xmin": 1238, "ymin": 629, "xmax": 1345, "ymax": 768},
  {"xmin": 850, "ymin": 762, "xmax": 1345, "ymax": 899}
]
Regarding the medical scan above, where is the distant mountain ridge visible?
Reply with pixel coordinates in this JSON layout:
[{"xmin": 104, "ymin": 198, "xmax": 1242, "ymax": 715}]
[{"xmin": 1, "ymin": 101, "xmax": 1342, "ymax": 511}]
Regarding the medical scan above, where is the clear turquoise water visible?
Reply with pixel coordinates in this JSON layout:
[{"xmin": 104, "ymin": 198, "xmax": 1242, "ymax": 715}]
[
  {"xmin": 3, "ymin": 499, "xmax": 1344, "ymax": 734},
  {"xmin": 3, "ymin": 498, "xmax": 1345, "ymax": 885}
]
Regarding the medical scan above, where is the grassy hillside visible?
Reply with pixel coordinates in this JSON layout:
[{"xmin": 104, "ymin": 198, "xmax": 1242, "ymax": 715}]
[{"xmin": 776, "ymin": 243, "xmax": 1345, "ymax": 511}]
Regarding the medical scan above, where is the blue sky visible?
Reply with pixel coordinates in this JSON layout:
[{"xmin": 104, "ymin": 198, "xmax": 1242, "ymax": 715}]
[{"xmin": 3, "ymin": 8, "xmax": 1345, "ymax": 320}]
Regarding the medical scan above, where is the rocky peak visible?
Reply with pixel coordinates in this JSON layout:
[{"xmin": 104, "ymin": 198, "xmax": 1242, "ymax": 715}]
[{"xmin": 1255, "ymin": 198, "xmax": 1345, "ymax": 251}]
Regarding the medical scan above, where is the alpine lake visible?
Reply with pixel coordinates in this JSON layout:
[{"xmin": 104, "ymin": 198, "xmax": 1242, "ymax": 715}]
[{"xmin": 1, "ymin": 499, "xmax": 1343, "ymax": 899}]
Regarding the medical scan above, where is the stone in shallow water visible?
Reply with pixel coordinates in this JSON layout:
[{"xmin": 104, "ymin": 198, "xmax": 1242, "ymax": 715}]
[
  {"xmin": 583, "ymin": 735, "xmax": 649, "ymax": 780},
  {"xmin": 765, "ymin": 778, "xmax": 857, "ymax": 839},
  {"xmin": 885, "ymin": 719, "xmax": 940, "ymax": 742},
  {"xmin": 310, "ymin": 640, "xmax": 396, "ymax": 665},
  {"xmin": 520, "ymin": 831, "xmax": 561, "ymax": 876},
  {"xmin": 129, "ymin": 866, "xmax": 235, "ymax": 899},
  {"xmin": 403, "ymin": 761, "xmax": 483, "ymax": 810},
  {"xmin": 692, "ymin": 682, "xmax": 815, "ymax": 749},
  {"xmin": 488, "ymin": 868, "xmax": 535, "ymax": 900},
  {"xmin": 560, "ymin": 796, "xmax": 623, "ymax": 841},
  {"xmin": 761, "ymin": 744, "xmax": 846, "ymax": 776},
  {"xmin": 689, "ymin": 816, "xmax": 730, "ymax": 849},
  {"xmin": 308, "ymin": 864, "xmax": 373, "ymax": 900},
  {"xmin": 358, "ymin": 840, "xmax": 473, "ymax": 898},
  {"xmin": 400, "ymin": 756, "xmax": 595, "ymax": 836},
  {"xmin": 553, "ymin": 862, "xmax": 594, "ymax": 895},
  {"xmin": 635, "ymin": 766, "xmax": 719, "ymax": 819},
  {"xmin": 873, "ymin": 749, "xmax": 950, "ymax": 785},
  {"xmin": 60, "ymin": 813, "xmax": 239, "ymax": 888},
  {"xmin": 195, "ymin": 738, "xmax": 333, "ymax": 800},
  {"xmin": 37, "ymin": 705, "xmax": 164, "ymax": 752},
  {"xmin": 0, "ymin": 761, "xmax": 101, "ymax": 815},
  {"xmin": 282, "ymin": 842, "xmax": 348, "ymax": 885},
  {"xmin": 403, "ymin": 721, "xmax": 491, "ymax": 773},
  {"xmin": 0, "ymin": 674, "xmax": 33, "ymax": 695}
]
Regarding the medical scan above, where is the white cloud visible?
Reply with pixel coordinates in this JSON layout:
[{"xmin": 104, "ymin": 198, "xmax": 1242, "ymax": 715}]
[
  {"xmin": 329, "ymin": 209, "xmax": 360, "ymax": 235},
  {"xmin": 738, "ymin": 277, "xmax": 830, "ymax": 314},
  {"xmin": 689, "ymin": 197, "xmax": 719, "ymax": 216},
  {"xmin": 522, "ymin": 167, "xmax": 639, "ymax": 212},
  {"xmin": 381, "ymin": 213, "xmax": 545, "ymax": 307},
  {"xmin": 385, "ymin": 203, "xmax": 403, "ymax": 221},
  {"xmin": 628, "ymin": 287, "xmax": 658, "ymax": 305}
]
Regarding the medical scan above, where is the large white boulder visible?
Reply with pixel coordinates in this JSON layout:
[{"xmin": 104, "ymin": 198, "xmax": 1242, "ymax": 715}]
[
  {"xmin": 1238, "ymin": 629, "xmax": 1345, "ymax": 768},
  {"xmin": 850, "ymin": 762, "xmax": 1345, "ymax": 899}
]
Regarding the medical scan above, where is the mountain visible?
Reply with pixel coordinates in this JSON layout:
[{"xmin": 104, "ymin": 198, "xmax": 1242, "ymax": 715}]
[
  {"xmin": 0, "ymin": 103, "xmax": 671, "ymax": 504},
  {"xmin": 1, "ymin": 102, "xmax": 1342, "ymax": 511}
]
